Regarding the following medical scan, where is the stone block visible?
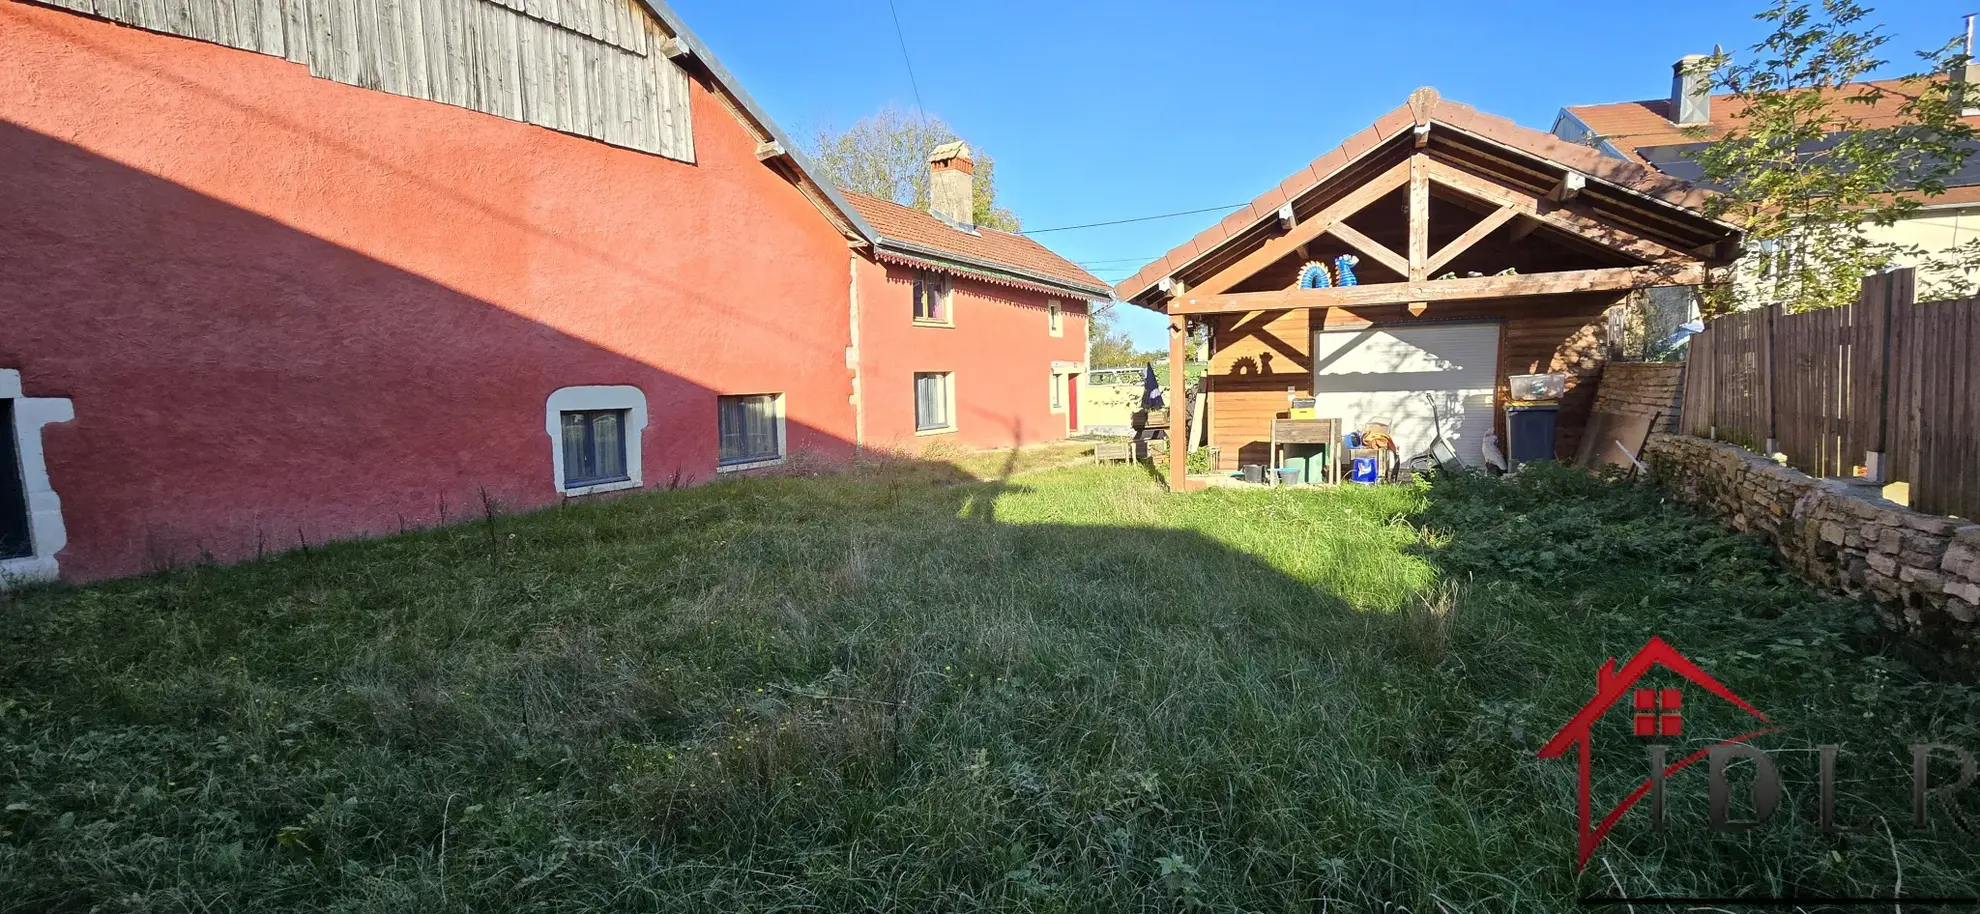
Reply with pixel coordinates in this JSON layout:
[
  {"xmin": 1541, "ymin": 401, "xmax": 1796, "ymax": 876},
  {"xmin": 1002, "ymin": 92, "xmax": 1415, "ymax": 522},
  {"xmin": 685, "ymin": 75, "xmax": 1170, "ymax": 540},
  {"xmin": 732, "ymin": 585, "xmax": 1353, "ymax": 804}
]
[
  {"xmin": 1949, "ymin": 580, "xmax": 1980, "ymax": 606},
  {"xmin": 1869, "ymin": 553, "xmax": 1900, "ymax": 577},
  {"xmin": 1951, "ymin": 599, "xmax": 1980, "ymax": 624}
]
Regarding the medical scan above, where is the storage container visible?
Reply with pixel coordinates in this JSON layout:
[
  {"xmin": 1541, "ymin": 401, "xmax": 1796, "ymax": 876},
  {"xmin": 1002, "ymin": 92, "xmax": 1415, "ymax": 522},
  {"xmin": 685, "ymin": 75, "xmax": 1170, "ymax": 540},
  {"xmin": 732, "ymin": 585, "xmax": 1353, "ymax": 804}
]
[
  {"xmin": 1242, "ymin": 464, "xmax": 1265, "ymax": 484},
  {"xmin": 1277, "ymin": 467, "xmax": 1304, "ymax": 485},
  {"xmin": 1509, "ymin": 373, "xmax": 1567, "ymax": 401},
  {"xmin": 1349, "ymin": 456, "xmax": 1380, "ymax": 484}
]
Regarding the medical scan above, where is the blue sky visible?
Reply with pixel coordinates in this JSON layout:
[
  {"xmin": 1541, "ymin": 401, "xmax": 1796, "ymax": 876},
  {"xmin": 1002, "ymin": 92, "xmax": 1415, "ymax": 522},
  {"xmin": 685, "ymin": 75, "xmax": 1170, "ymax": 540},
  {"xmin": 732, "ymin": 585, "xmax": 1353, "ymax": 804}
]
[{"xmin": 671, "ymin": 0, "xmax": 1959, "ymax": 349}]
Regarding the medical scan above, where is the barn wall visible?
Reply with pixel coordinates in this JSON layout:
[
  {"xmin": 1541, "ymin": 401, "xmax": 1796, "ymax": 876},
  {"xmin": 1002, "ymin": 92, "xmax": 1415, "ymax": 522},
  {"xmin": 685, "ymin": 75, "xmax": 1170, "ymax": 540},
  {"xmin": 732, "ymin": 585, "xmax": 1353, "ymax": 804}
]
[
  {"xmin": 1204, "ymin": 292, "xmax": 1622, "ymax": 470},
  {"xmin": 1, "ymin": 1, "xmax": 855, "ymax": 581}
]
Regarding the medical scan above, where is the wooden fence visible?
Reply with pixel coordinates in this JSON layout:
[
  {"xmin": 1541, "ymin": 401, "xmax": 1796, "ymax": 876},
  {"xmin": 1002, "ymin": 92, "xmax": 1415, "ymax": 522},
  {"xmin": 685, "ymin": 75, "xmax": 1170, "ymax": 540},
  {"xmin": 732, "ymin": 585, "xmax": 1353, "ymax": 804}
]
[{"xmin": 1680, "ymin": 269, "xmax": 1980, "ymax": 520}]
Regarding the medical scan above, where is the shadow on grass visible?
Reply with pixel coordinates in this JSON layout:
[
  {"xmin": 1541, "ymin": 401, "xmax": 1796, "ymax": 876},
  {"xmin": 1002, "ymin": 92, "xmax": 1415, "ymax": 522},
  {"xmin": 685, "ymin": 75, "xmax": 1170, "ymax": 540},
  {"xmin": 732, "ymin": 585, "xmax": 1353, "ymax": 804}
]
[{"xmin": 5, "ymin": 460, "xmax": 1980, "ymax": 912}]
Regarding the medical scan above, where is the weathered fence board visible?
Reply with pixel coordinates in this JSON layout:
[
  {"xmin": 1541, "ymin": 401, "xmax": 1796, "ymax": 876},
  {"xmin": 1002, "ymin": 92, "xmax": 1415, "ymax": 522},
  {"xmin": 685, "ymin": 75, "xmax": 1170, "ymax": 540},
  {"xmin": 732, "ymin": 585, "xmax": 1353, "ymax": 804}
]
[{"xmin": 1681, "ymin": 269, "xmax": 1979, "ymax": 520}]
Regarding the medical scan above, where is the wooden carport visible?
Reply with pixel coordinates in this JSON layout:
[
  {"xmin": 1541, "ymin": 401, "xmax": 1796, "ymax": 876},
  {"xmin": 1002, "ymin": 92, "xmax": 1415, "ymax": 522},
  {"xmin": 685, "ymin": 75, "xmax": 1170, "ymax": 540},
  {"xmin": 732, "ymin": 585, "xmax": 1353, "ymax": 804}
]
[{"xmin": 1114, "ymin": 88, "xmax": 1742, "ymax": 491}]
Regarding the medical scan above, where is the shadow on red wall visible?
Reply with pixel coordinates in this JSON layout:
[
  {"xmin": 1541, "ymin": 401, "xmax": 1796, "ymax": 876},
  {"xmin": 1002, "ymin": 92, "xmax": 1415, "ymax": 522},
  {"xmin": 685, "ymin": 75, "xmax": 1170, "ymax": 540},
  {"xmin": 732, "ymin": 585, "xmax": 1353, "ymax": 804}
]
[{"xmin": 0, "ymin": 120, "xmax": 854, "ymax": 582}]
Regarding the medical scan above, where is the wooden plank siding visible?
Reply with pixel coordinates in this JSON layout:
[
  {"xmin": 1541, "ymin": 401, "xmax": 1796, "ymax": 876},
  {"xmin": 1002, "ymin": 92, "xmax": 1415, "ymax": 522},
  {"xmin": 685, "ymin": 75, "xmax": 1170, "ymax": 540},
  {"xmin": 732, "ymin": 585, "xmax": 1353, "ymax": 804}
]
[
  {"xmin": 1681, "ymin": 271, "xmax": 1980, "ymax": 520},
  {"xmin": 1203, "ymin": 292, "xmax": 1620, "ymax": 470},
  {"xmin": 24, "ymin": 0, "xmax": 694, "ymax": 162}
]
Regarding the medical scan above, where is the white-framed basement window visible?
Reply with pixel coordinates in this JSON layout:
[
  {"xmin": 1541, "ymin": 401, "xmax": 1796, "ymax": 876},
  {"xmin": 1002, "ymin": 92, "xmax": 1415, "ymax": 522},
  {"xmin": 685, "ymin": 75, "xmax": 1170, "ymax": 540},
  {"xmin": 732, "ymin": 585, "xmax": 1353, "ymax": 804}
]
[
  {"xmin": 546, "ymin": 386, "xmax": 648, "ymax": 496},
  {"xmin": 914, "ymin": 371, "xmax": 956, "ymax": 435},
  {"xmin": 717, "ymin": 393, "xmax": 785, "ymax": 472},
  {"xmin": 0, "ymin": 370, "xmax": 75, "ymax": 586},
  {"xmin": 1047, "ymin": 300, "xmax": 1063, "ymax": 336}
]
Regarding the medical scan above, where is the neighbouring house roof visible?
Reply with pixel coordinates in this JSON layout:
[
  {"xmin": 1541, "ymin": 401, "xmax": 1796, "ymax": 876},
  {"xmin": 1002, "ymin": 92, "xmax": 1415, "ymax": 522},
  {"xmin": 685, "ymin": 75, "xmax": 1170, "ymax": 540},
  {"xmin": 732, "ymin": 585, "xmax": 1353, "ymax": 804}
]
[
  {"xmin": 1114, "ymin": 87, "xmax": 1734, "ymax": 307},
  {"xmin": 1560, "ymin": 79, "xmax": 1980, "ymax": 206},
  {"xmin": 842, "ymin": 191, "xmax": 1113, "ymax": 300}
]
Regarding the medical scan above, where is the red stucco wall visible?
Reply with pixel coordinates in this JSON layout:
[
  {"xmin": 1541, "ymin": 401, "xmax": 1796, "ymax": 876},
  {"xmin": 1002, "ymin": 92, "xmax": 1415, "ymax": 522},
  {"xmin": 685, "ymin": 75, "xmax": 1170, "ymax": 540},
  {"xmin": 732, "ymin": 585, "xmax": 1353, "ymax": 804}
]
[
  {"xmin": 856, "ymin": 259, "xmax": 1090, "ymax": 451},
  {"xmin": 0, "ymin": 1, "xmax": 857, "ymax": 581}
]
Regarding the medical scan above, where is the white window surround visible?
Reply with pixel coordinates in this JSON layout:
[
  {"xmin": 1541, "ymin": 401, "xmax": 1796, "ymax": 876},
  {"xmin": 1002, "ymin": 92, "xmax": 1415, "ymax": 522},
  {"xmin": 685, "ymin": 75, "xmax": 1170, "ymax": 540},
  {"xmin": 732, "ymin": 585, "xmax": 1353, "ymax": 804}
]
[
  {"xmin": 913, "ymin": 272, "xmax": 955, "ymax": 327},
  {"xmin": 546, "ymin": 385, "xmax": 648, "ymax": 497},
  {"xmin": 716, "ymin": 392, "xmax": 787, "ymax": 474},
  {"xmin": 1047, "ymin": 299, "xmax": 1063, "ymax": 337},
  {"xmin": 0, "ymin": 370, "xmax": 75, "ymax": 586},
  {"xmin": 1049, "ymin": 371, "xmax": 1065, "ymax": 414}
]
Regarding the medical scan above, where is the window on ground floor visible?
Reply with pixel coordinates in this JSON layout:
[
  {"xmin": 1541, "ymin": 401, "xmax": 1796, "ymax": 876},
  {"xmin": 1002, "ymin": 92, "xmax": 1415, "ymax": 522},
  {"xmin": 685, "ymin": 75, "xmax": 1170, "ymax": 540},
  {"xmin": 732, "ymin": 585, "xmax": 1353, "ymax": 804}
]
[
  {"xmin": 546, "ymin": 386, "xmax": 648, "ymax": 496},
  {"xmin": 718, "ymin": 393, "xmax": 784, "ymax": 469},
  {"xmin": 1049, "ymin": 372, "xmax": 1064, "ymax": 412},
  {"xmin": 914, "ymin": 372, "xmax": 954, "ymax": 433},
  {"xmin": 561, "ymin": 410, "xmax": 629, "ymax": 488},
  {"xmin": 0, "ymin": 369, "xmax": 75, "ymax": 585},
  {"xmin": 0, "ymin": 400, "xmax": 28, "ymax": 561}
]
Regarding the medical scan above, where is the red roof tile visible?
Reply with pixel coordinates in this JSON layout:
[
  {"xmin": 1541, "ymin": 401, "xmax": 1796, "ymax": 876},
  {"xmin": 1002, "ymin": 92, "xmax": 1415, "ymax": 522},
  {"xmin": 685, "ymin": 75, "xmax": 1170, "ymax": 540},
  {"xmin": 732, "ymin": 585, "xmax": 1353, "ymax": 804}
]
[
  {"xmin": 1566, "ymin": 78, "xmax": 1980, "ymax": 163},
  {"xmin": 841, "ymin": 191, "xmax": 1109, "ymax": 297}
]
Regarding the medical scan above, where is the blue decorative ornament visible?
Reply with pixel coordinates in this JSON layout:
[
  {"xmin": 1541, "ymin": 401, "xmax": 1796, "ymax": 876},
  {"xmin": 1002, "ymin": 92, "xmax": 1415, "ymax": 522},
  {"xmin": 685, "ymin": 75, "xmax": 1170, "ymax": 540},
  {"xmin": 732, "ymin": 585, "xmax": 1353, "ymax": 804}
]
[
  {"xmin": 1332, "ymin": 254, "xmax": 1360, "ymax": 287},
  {"xmin": 1296, "ymin": 261, "xmax": 1331, "ymax": 289}
]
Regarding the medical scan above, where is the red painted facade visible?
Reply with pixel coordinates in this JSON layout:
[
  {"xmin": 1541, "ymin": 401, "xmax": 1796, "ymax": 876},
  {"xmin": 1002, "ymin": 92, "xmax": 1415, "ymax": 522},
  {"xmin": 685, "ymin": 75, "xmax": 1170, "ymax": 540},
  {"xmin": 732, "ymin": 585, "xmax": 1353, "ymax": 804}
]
[
  {"xmin": 1, "ymin": 1, "xmax": 859, "ymax": 581},
  {"xmin": 1, "ymin": 0, "xmax": 1104, "ymax": 584},
  {"xmin": 856, "ymin": 261, "xmax": 1090, "ymax": 452}
]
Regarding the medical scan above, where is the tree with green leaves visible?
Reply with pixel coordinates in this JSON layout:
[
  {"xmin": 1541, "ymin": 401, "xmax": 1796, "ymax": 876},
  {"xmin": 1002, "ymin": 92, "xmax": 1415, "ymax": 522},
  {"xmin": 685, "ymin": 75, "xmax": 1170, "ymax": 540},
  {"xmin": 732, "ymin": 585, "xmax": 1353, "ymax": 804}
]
[
  {"xmin": 1691, "ymin": 0, "xmax": 1975, "ymax": 312},
  {"xmin": 1086, "ymin": 304, "xmax": 1149, "ymax": 368},
  {"xmin": 805, "ymin": 107, "xmax": 1021, "ymax": 232}
]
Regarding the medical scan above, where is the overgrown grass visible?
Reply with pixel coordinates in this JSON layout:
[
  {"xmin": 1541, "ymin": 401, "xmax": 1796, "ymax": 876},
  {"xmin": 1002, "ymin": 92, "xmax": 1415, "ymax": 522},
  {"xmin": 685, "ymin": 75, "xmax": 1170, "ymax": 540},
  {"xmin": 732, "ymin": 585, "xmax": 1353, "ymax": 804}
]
[{"xmin": 4, "ymin": 458, "xmax": 1980, "ymax": 912}]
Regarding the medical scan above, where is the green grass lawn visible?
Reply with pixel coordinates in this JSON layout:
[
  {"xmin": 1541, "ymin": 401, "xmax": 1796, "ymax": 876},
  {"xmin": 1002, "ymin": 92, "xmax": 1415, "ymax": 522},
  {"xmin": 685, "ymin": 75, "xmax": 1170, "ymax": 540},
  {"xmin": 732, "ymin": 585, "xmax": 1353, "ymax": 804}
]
[{"xmin": 6, "ymin": 455, "xmax": 1980, "ymax": 912}]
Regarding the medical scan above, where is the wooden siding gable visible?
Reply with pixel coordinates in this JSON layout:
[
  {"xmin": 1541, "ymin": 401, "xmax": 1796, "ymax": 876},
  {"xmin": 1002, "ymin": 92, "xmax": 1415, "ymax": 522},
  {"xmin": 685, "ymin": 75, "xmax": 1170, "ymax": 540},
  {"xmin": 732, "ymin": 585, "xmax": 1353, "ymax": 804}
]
[{"xmin": 32, "ymin": 0, "xmax": 695, "ymax": 161}]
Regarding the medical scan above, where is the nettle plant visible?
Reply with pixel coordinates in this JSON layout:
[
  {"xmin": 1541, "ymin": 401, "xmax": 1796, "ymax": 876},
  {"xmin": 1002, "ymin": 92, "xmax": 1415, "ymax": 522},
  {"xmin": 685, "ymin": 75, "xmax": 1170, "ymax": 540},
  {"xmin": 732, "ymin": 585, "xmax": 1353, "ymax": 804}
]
[{"xmin": 1691, "ymin": 0, "xmax": 1976, "ymax": 313}]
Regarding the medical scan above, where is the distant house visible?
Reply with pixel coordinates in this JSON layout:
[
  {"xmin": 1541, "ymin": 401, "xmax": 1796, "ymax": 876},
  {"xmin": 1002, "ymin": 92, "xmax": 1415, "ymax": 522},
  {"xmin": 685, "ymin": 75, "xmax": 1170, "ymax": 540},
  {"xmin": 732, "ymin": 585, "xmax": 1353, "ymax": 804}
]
[
  {"xmin": 842, "ymin": 143, "xmax": 1111, "ymax": 451},
  {"xmin": 1554, "ymin": 44, "xmax": 1980, "ymax": 289},
  {"xmin": 1114, "ymin": 88, "xmax": 1741, "ymax": 490},
  {"xmin": 0, "ymin": 0, "xmax": 1096, "ymax": 583}
]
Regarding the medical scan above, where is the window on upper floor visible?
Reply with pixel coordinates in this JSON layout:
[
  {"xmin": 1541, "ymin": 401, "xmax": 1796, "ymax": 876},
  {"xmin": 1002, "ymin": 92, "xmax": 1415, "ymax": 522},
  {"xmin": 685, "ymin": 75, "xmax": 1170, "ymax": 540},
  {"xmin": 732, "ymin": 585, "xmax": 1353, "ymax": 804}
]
[
  {"xmin": 1047, "ymin": 300, "xmax": 1063, "ymax": 336},
  {"xmin": 913, "ymin": 272, "xmax": 952, "ymax": 325}
]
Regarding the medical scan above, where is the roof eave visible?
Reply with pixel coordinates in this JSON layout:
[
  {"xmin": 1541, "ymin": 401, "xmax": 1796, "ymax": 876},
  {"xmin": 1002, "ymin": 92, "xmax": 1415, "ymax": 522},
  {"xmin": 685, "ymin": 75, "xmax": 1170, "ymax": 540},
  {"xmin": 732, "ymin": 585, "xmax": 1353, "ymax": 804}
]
[
  {"xmin": 873, "ymin": 237, "xmax": 1113, "ymax": 300},
  {"xmin": 635, "ymin": 0, "xmax": 878, "ymax": 247}
]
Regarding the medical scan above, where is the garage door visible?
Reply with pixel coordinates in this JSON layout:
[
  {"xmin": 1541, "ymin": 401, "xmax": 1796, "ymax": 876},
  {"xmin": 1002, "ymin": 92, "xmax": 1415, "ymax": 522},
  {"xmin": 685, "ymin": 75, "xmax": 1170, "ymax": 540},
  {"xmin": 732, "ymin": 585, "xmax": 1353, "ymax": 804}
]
[{"xmin": 1312, "ymin": 322, "xmax": 1500, "ymax": 467}]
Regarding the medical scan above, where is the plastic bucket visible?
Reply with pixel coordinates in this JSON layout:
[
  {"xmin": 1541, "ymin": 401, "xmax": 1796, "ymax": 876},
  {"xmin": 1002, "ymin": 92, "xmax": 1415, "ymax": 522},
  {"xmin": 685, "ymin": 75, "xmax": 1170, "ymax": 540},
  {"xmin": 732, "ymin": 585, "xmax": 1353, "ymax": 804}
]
[
  {"xmin": 1349, "ymin": 456, "xmax": 1380, "ymax": 484},
  {"xmin": 1276, "ymin": 467, "xmax": 1304, "ymax": 486},
  {"xmin": 1242, "ymin": 464, "xmax": 1265, "ymax": 484}
]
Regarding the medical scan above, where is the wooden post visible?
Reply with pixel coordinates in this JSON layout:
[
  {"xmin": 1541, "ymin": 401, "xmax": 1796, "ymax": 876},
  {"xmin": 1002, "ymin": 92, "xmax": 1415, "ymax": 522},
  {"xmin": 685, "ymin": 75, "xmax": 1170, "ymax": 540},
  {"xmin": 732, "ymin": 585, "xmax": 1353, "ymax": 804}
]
[
  {"xmin": 1864, "ymin": 272, "xmax": 1896, "ymax": 483},
  {"xmin": 1167, "ymin": 312, "xmax": 1193, "ymax": 492},
  {"xmin": 1408, "ymin": 154, "xmax": 1430, "ymax": 283},
  {"xmin": 1762, "ymin": 304, "xmax": 1779, "ymax": 457}
]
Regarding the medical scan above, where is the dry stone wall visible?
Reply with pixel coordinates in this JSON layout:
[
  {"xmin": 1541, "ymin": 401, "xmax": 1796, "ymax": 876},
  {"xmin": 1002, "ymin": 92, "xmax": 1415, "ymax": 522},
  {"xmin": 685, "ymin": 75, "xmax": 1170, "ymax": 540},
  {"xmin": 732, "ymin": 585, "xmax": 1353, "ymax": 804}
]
[
  {"xmin": 1645, "ymin": 434, "xmax": 1980, "ymax": 658},
  {"xmin": 1591, "ymin": 362, "xmax": 1683, "ymax": 434}
]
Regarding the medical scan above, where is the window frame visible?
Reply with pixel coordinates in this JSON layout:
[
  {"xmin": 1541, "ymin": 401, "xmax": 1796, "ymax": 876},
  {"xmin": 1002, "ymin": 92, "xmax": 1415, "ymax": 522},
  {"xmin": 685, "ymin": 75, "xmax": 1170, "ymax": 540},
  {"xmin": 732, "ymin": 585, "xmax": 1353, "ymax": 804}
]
[
  {"xmin": 1047, "ymin": 299, "xmax": 1063, "ymax": 337},
  {"xmin": 0, "ymin": 370, "xmax": 75, "ymax": 586},
  {"xmin": 1048, "ymin": 371, "xmax": 1065, "ymax": 414},
  {"xmin": 913, "ymin": 371, "xmax": 957, "ymax": 435},
  {"xmin": 560, "ymin": 409, "xmax": 632, "ymax": 489},
  {"xmin": 716, "ymin": 392, "xmax": 787, "ymax": 472},
  {"xmin": 545, "ymin": 386, "xmax": 648, "ymax": 497},
  {"xmin": 912, "ymin": 271, "xmax": 954, "ymax": 327}
]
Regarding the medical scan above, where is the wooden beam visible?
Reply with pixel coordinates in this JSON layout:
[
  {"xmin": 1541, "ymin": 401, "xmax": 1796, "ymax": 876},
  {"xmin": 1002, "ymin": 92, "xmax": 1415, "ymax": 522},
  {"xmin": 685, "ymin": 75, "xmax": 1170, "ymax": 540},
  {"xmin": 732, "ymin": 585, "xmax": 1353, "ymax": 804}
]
[
  {"xmin": 1420, "ymin": 158, "xmax": 1691, "ymax": 263},
  {"xmin": 1276, "ymin": 203, "xmax": 1296, "ymax": 230},
  {"xmin": 1508, "ymin": 215, "xmax": 1541, "ymax": 243},
  {"xmin": 1326, "ymin": 221, "xmax": 1410, "ymax": 277},
  {"xmin": 1408, "ymin": 154, "xmax": 1430, "ymax": 282},
  {"xmin": 1424, "ymin": 204, "xmax": 1519, "ymax": 276},
  {"xmin": 1413, "ymin": 123, "xmax": 1431, "ymax": 149},
  {"xmin": 656, "ymin": 36, "xmax": 691, "ymax": 59},
  {"xmin": 754, "ymin": 140, "xmax": 787, "ymax": 161},
  {"xmin": 1188, "ymin": 158, "xmax": 1413, "ymax": 299},
  {"xmin": 1173, "ymin": 263, "xmax": 1708, "ymax": 315}
]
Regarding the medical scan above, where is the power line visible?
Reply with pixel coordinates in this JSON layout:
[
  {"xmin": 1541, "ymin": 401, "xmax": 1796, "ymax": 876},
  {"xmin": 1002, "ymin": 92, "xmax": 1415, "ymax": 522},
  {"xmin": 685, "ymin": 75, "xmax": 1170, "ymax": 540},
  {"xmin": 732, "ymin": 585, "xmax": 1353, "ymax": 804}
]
[
  {"xmin": 1074, "ymin": 256, "xmax": 1167, "ymax": 266},
  {"xmin": 1017, "ymin": 202, "xmax": 1251, "ymax": 235},
  {"xmin": 884, "ymin": 0, "xmax": 927, "ymax": 123}
]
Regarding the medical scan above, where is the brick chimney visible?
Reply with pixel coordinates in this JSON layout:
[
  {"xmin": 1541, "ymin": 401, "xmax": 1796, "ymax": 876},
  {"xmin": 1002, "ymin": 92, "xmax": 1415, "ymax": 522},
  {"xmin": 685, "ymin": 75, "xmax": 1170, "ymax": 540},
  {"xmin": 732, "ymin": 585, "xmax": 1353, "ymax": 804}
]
[
  {"xmin": 1954, "ymin": 15, "xmax": 1980, "ymax": 117},
  {"xmin": 1670, "ymin": 54, "xmax": 1712, "ymax": 126},
  {"xmin": 928, "ymin": 141, "xmax": 974, "ymax": 229}
]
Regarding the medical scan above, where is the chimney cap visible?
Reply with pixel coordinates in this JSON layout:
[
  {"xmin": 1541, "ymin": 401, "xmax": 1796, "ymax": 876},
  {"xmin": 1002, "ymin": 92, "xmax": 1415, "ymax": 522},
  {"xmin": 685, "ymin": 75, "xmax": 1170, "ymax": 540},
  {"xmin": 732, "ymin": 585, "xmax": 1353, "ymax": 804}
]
[{"xmin": 929, "ymin": 141, "xmax": 973, "ymax": 165}]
